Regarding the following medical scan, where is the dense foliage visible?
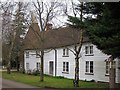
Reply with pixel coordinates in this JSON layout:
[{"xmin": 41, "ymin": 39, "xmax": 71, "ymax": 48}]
[
  {"xmin": 67, "ymin": 2, "xmax": 120, "ymax": 59},
  {"xmin": 86, "ymin": 2, "xmax": 120, "ymax": 59}
]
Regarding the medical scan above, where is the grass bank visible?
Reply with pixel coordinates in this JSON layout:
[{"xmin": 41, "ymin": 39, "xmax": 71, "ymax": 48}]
[{"xmin": 2, "ymin": 71, "xmax": 109, "ymax": 88}]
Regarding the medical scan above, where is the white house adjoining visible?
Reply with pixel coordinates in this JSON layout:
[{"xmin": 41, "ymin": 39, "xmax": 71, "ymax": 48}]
[{"xmin": 23, "ymin": 20, "xmax": 120, "ymax": 84}]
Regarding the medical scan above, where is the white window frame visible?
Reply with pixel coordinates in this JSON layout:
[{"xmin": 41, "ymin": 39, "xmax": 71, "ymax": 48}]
[
  {"xmin": 63, "ymin": 48, "xmax": 69, "ymax": 56},
  {"xmin": 36, "ymin": 51, "xmax": 40, "ymax": 58},
  {"xmin": 106, "ymin": 61, "xmax": 116, "ymax": 75},
  {"xmin": 85, "ymin": 46, "xmax": 93, "ymax": 55},
  {"xmin": 26, "ymin": 63, "xmax": 29, "ymax": 70},
  {"xmin": 63, "ymin": 62, "xmax": 69, "ymax": 72},
  {"xmin": 36, "ymin": 62, "xmax": 40, "ymax": 70},
  {"xmin": 85, "ymin": 61, "xmax": 93, "ymax": 74},
  {"xmin": 26, "ymin": 51, "xmax": 29, "ymax": 58}
]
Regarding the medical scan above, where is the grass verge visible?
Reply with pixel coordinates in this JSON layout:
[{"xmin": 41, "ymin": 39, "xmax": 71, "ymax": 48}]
[{"xmin": 2, "ymin": 71, "xmax": 109, "ymax": 88}]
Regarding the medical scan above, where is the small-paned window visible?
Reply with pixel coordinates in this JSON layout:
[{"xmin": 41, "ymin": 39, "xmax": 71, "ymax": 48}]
[
  {"xmin": 26, "ymin": 63, "xmax": 29, "ymax": 70},
  {"xmin": 36, "ymin": 51, "xmax": 40, "ymax": 58},
  {"xmin": 63, "ymin": 62, "xmax": 69, "ymax": 72},
  {"xmin": 63, "ymin": 48, "xmax": 69, "ymax": 56},
  {"xmin": 36, "ymin": 62, "xmax": 40, "ymax": 70},
  {"xmin": 85, "ymin": 46, "xmax": 93, "ymax": 55},
  {"xmin": 26, "ymin": 52, "xmax": 29, "ymax": 58},
  {"xmin": 85, "ymin": 61, "xmax": 93, "ymax": 73},
  {"xmin": 106, "ymin": 61, "xmax": 116, "ymax": 75}
]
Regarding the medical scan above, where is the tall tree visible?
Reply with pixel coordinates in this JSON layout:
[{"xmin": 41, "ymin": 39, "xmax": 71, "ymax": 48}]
[
  {"xmin": 12, "ymin": 2, "xmax": 29, "ymax": 72},
  {"xmin": 29, "ymin": 0, "xmax": 63, "ymax": 82},
  {"xmin": 1, "ymin": 2, "xmax": 15, "ymax": 74},
  {"xmin": 1, "ymin": 2, "xmax": 30, "ymax": 73},
  {"xmin": 66, "ymin": 1, "xmax": 85, "ymax": 87},
  {"xmin": 85, "ymin": 2, "xmax": 120, "ymax": 88}
]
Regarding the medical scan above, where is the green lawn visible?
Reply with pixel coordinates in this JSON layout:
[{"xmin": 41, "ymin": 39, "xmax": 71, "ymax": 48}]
[{"xmin": 2, "ymin": 71, "xmax": 109, "ymax": 88}]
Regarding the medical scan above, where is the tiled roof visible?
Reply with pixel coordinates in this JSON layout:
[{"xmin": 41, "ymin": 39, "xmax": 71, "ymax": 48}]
[{"xmin": 24, "ymin": 23, "xmax": 89, "ymax": 50}]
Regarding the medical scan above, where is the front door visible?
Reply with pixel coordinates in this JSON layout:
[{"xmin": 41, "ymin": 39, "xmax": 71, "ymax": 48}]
[{"xmin": 49, "ymin": 61, "xmax": 53, "ymax": 75}]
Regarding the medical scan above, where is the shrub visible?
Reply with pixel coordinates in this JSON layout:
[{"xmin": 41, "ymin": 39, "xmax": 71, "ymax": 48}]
[
  {"xmin": 44, "ymin": 74, "xmax": 50, "ymax": 77},
  {"xmin": 32, "ymin": 69, "xmax": 40, "ymax": 76},
  {"xmin": 53, "ymin": 76, "xmax": 64, "ymax": 79},
  {"xmin": 27, "ymin": 69, "xmax": 32, "ymax": 75},
  {"xmin": 90, "ymin": 79, "xmax": 95, "ymax": 82}
]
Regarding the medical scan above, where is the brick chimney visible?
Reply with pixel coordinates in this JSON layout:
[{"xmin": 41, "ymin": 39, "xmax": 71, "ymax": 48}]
[{"xmin": 46, "ymin": 23, "xmax": 52, "ymax": 30}]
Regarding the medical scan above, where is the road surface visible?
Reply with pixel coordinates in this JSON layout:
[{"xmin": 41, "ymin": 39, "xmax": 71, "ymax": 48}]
[{"xmin": 2, "ymin": 78, "xmax": 41, "ymax": 88}]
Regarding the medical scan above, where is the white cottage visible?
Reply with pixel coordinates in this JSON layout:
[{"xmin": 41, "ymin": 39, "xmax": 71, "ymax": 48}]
[{"xmin": 23, "ymin": 22, "xmax": 120, "ymax": 83}]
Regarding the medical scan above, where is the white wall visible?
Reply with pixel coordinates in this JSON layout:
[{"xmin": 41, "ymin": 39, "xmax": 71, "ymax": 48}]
[
  {"xmin": 24, "ymin": 50, "xmax": 40, "ymax": 72},
  {"xmin": 56, "ymin": 46, "xmax": 75, "ymax": 79},
  {"xmin": 24, "ymin": 42, "xmax": 120, "ymax": 83}
]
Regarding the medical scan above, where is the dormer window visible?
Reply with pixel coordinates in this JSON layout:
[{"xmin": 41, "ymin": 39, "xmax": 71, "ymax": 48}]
[
  {"xmin": 26, "ymin": 52, "xmax": 29, "ymax": 58},
  {"xmin": 85, "ymin": 46, "xmax": 94, "ymax": 56},
  {"xmin": 36, "ymin": 51, "xmax": 40, "ymax": 58},
  {"xmin": 63, "ymin": 48, "xmax": 69, "ymax": 57}
]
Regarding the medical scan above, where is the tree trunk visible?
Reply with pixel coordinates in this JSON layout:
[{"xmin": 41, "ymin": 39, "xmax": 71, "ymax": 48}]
[
  {"xmin": 7, "ymin": 60, "xmax": 11, "ymax": 74},
  {"xmin": 73, "ymin": 54, "xmax": 79, "ymax": 87},
  {"xmin": 40, "ymin": 50, "xmax": 44, "ymax": 82},
  {"xmin": 7, "ymin": 42, "xmax": 14, "ymax": 74},
  {"xmin": 16, "ymin": 57, "xmax": 19, "ymax": 72},
  {"xmin": 109, "ymin": 62, "xmax": 115, "ymax": 88},
  {"xmin": 7, "ymin": 31, "xmax": 16, "ymax": 74},
  {"xmin": 22, "ymin": 51, "xmax": 25, "ymax": 73}
]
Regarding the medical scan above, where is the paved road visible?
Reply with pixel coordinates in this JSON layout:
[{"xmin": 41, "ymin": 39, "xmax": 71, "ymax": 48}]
[{"xmin": 2, "ymin": 78, "xmax": 41, "ymax": 88}]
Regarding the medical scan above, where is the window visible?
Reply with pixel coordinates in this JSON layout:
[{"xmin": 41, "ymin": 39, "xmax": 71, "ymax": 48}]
[
  {"xmin": 106, "ymin": 61, "xmax": 110, "ymax": 74},
  {"xmin": 36, "ymin": 51, "xmax": 40, "ymax": 58},
  {"xmin": 63, "ymin": 48, "xmax": 69, "ymax": 56},
  {"xmin": 26, "ymin": 52, "xmax": 29, "ymax": 58},
  {"xmin": 85, "ymin": 46, "xmax": 93, "ymax": 55},
  {"xmin": 63, "ymin": 62, "xmax": 69, "ymax": 72},
  {"xmin": 26, "ymin": 63, "xmax": 29, "ymax": 70},
  {"xmin": 106, "ymin": 61, "xmax": 116, "ymax": 75},
  {"xmin": 36, "ymin": 62, "xmax": 40, "ymax": 70},
  {"xmin": 85, "ymin": 61, "xmax": 93, "ymax": 73}
]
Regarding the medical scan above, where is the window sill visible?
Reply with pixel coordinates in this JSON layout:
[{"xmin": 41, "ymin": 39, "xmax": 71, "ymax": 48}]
[
  {"xmin": 62, "ymin": 55, "xmax": 69, "ymax": 57},
  {"xmin": 85, "ymin": 54, "xmax": 94, "ymax": 56},
  {"xmin": 62, "ymin": 72, "xmax": 69, "ymax": 74},
  {"xmin": 85, "ymin": 73, "xmax": 94, "ymax": 75},
  {"xmin": 105, "ymin": 74, "xmax": 109, "ymax": 76}
]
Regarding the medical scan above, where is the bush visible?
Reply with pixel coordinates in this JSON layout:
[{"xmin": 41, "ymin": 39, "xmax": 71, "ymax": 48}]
[
  {"xmin": 44, "ymin": 74, "xmax": 50, "ymax": 77},
  {"xmin": 27, "ymin": 69, "xmax": 32, "ymax": 75},
  {"xmin": 90, "ymin": 79, "xmax": 95, "ymax": 82},
  {"xmin": 21, "ymin": 69, "xmax": 25, "ymax": 74},
  {"xmin": 53, "ymin": 76, "xmax": 64, "ymax": 79},
  {"xmin": 32, "ymin": 69, "xmax": 40, "ymax": 76}
]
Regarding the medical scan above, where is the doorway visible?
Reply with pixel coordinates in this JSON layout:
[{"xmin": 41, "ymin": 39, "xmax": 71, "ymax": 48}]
[{"xmin": 49, "ymin": 61, "xmax": 53, "ymax": 75}]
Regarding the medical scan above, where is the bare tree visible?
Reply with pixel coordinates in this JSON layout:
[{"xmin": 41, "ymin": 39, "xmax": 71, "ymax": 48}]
[
  {"xmin": 1, "ymin": 2, "xmax": 15, "ymax": 74},
  {"xmin": 30, "ymin": 0, "xmax": 63, "ymax": 82},
  {"xmin": 64, "ymin": 1, "xmax": 84, "ymax": 87},
  {"xmin": 1, "ymin": 2, "xmax": 30, "ymax": 74}
]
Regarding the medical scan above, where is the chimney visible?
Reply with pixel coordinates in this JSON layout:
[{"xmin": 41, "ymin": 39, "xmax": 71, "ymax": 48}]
[{"xmin": 46, "ymin": 23, "xmax": 52, "ymax": 30}]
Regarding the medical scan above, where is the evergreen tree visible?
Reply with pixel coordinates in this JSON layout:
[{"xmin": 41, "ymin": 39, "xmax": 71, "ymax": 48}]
[
  {"xmin": 85, "ymin": 2, "xmax": 120, "ymax": 88},
  {"xmin": 67, "ymin": 2, "xmax": 120, "ymax": 88},
  {"xmin": 86, "ymin": 2, "xmax": 120, "ymax": 59}
]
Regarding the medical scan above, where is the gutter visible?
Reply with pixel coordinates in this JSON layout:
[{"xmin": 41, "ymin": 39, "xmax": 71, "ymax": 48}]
[{"xmin": 54, "ymin": 49, "xmax": 57, "ymax": 76}]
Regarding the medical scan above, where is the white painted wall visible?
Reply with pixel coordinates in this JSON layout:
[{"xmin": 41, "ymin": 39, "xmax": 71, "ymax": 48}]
[
  {"xmin": 24, "ymin": 42, "xmax": 120, "ymax": 83},
  {"xmin": 24, "ymin": 50, "xmax": 41, "ymax": 72}
]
